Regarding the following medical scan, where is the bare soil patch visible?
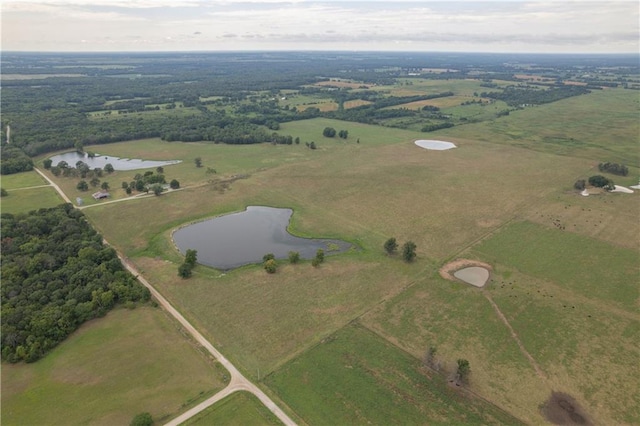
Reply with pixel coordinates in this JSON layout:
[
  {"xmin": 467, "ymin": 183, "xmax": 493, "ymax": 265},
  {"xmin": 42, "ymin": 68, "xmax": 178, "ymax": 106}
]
[
  {"xmin": 541, "ymin": 392, "xmax": 593, "ymax": 425},
  {"xmin": 439, "ymin": 259, "xmax": 493, "ymax": 282}
]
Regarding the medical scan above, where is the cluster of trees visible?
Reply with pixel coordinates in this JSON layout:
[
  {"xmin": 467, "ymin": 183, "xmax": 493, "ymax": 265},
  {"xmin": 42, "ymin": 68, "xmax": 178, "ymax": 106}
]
[
  {"xmin": 322, "ymin": 127, "xmax": 349, "ymax": 139},
  {"xmin": 1, "ymin": 145, "xmax": 33, "ymax": 175},
  {"xmin": 598, "ymin": 162, "xmax": 629, "ymax": 176},
  {"xmin": 126, "ymin": 170, "xmax": 168, "ymax": 195},
  {"xmin": 574, "ymin": 175, "xmax": 617, "ymax": 191},
  {"xmin": 1, "ymin": 204, "xmax": 151, "ymax": 362},
  {"xmin": 384, "ymin": 238, "xmax": 417, "ymax": 262},
  {"xmin": 423, "ymin": 346, "xmax": 471, "ymax": 386},
  {"xmin": 421, "ymin": 122, "xmax": 455, "ymax": 132},
  {"xmin": 178, "ymin": 249, "xmax": 198, "ymax": 278},
  {"xmin": 262, "ymin": 248, "xmax": 326, "ymax": 273},
  {"xmin": 588, "ymin": 175, "xmax": 615, "ymax": 190}
]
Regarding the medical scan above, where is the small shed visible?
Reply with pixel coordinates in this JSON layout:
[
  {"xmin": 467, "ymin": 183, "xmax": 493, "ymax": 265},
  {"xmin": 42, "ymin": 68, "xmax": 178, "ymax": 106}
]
[{"xmin": 92, "ymin": 191, "xmax": 110, "ymax": 200}]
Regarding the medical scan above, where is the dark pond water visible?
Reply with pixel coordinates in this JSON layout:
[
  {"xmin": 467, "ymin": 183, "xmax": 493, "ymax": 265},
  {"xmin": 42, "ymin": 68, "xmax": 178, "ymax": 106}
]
[
  {"xmin": 173, "ymin": 206, "xmax": 353, "ymax": 270},
  {"xmin": 49, "ymin": 151, "xmax": 181, "ymax": 171}
]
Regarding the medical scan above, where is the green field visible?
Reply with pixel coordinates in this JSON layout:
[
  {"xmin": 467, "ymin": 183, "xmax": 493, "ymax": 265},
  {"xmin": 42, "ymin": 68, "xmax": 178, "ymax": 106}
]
[
  {"xmin": 1, "ymin": 187, "xmax": 65, "ymax": 214},
  {"xmin": 1, "ymin": 307, "xmax": 229, "ymax": 426},
  {"xmin": 183, "ymin": 392, "xmax": 283, "ymax": 426},
  {"xmin": 6, "ymin": 77, "xmax": 639, "ymax": 425},
  {"xmin": 265, "ymin": 323, "xmax": 523, "ymax": 425}
]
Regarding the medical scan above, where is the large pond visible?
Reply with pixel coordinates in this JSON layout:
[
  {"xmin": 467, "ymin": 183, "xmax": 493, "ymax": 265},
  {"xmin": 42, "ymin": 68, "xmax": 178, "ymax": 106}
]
[
  {"xmin": 49, "ymin": 151, "xmax": 181, "ymax": 171},
  {"xmin": 173, "ymin": 206, "xmax": 353, "ymax": 270}
]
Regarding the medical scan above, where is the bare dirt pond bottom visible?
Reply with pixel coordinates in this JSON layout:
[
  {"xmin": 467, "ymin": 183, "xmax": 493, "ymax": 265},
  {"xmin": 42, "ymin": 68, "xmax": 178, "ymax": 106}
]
[{"xmin": 453, "ymin": 267, "xmax": 490, "ymax": 287}]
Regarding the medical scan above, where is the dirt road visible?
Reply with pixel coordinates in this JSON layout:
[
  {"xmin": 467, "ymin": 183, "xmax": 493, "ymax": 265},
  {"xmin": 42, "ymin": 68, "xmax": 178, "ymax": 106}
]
[{"xmin": 35, "ymin": 167, "xmax": 297, "ymax": 426}]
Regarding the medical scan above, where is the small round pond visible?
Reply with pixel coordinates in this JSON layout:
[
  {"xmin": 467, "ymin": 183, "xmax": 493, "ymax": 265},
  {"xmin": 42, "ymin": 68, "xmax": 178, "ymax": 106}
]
[
  {"xmin": 173, "ymin": 206, "xmax": 353, "ymax": 270},
  {"xmin": 415, "ymin": 139, "xmax": 457, "ymax": 150},
  {"xmin": 454, "ymin": 267, "xmax": 490, "ymax": 288},
  {"xmin": 49, "ymin": 151, "xmax": 181, "ymax": 171}
]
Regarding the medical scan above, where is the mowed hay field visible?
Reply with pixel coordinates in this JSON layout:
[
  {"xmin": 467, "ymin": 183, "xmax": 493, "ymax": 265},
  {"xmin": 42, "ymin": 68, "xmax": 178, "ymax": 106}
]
[
  {"xmin": 60, "ymin": 86, "xmax": 638, "ymax": 424},
  {"xmin": 0, "ymin": 170, "xmax": 64, "ymax": 214},
  {"xmin": 1, "ymin": 307, "xmax": 229, "ymax": 426}
]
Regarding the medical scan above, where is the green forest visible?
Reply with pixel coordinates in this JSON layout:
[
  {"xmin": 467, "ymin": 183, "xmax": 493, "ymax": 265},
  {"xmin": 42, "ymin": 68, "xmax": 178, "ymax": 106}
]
[{"xmin": 1, "ymin": 205, "xmax": 151, "ymax": 362}]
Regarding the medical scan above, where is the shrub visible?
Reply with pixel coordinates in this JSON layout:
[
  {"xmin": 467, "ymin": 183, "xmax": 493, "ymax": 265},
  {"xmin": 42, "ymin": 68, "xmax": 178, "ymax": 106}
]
[
  {"xmin": 130, "ymin": 412, "xmax": 154, "ymax": 426},
  {"xmin": 288, "ymin": 251, "xmax": 300, "ymax": 264},
  {"xmin": 264, "ymin": 259, "xmax": 277, "ymax": 273},
  {"xmin": 384, "ymin": 237, "xmax": 398, "ymax": 255}
]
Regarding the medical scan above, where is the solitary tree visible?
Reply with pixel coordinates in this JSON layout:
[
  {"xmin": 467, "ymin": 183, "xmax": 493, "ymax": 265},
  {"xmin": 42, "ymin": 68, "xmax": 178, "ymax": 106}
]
[
  {"xmin": 185, "ymin": 249, "xmax": 198, "ymax": 267},
  {"xmin": 122, "ymin": 181, "xmax": 129, "ymax": 189},
  {"xmin": 194, "ymin": 157, "xmax": 203, "ymax": 168},
  {"xmin": 309, "ymin": 141, "xmax": 317, "ymax": 150},
  {"xmin": 43, "ymin": 159, "xmax": 53, "ymax": 169},
  {"xmin": 384, "ymin": 237, "xmax": 398, "ymax": 255},
  {"xmin": 104, "ymin": 163, "xmax": 115, "ymax": 174},
  {"xmin": 178, "ymin": 263, "xmax": 192, "ymax": 278},
  {"xmin": 151, "ymin": 184, "xmax": 163, "ymax": 196},
  {"xmin": 315, "ymin": 249, "xmax": 325, "ymax": 264},
  {"xmin": 456, "ymin": 359, "xmax": 471, "ymax": 385},
  {"xmin": 77, "ymin": 180, "xmax": 89, "ymax": 191},
  {"xmin": 89, "ymin": 177, "xmax": 100, "ymax": 188},
  {"xmin": 0, "ymin": 188, "xmax": 7, "ymax": 197},
  {"xmin": 156, "ymin": 166, "xmax": 164, "ymax": 174},
  {"xmin": 573, "ymin": 179, "xmax": 586, "ymax": 191},
  {"xmin": 101, "ymin": 181, "xmax": 110, "ymax": 191},
  {"xmin": 170, "ymin": 179, "xmax": 180, "ymax": 189},
  {"xmin": 402, "ymin": 241, "xmax": 417, "ymax": 262},
  {"xmin": 322, "ymin": 127, "xmax": 336, "ymax": 137}
]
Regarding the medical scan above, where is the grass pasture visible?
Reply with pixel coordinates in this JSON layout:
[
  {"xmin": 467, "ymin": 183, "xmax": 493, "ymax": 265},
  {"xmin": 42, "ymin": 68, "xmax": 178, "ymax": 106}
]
[
  {"xmin": 265, "ymin": 323, "xmax": 524, "ymax": 425},
  {"xmin": 443, "ymin": 88, "xmax": 640, "ymax": 164},
  {"xmin": 1, "ymin": 307, "xmax": 228, "ymax": 426},
  {"xmin": 0, "ymin": 170, "xmax": 64, "ymax": 215},
  {"xmin": 362, "ymin": 222, "xmax": 639, "ymax": 424},
  {"xmin": 472, "ymin": 221, "xmax": 638, "ymax": 311},
  {"xmin": 21, "ymin": 82, "xmax": 640, "ymax": 425},
  {"xmin": 1, "ymin": 170, "xmax": 48, "ymax": 189}
]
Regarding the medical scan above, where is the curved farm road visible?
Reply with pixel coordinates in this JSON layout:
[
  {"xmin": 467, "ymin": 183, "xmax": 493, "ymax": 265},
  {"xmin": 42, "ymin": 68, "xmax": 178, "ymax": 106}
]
[
  {"xmin": 120, "ymin": 257, "xmax": 296, "ymax": 426},
  {"xmin": 34, "ymin": 167, "xmax": 297, "ymax": 426}
]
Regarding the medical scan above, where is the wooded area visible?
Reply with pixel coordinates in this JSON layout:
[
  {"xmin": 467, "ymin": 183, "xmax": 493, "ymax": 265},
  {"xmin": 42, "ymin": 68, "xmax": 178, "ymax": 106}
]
[{"xmin": 1, "ymin": 204, "xmax": 151, "ymax": 362}]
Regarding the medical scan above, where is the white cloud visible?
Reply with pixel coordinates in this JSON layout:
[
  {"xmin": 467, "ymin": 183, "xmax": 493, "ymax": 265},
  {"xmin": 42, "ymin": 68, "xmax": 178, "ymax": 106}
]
[{"xmin": 2, "ymin": 0, "xmax": 638, "ymax": 52}]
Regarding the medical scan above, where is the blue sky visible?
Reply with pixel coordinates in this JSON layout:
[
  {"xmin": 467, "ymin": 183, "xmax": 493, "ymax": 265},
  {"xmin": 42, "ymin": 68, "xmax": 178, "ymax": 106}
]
[{"xmin": 2, "ymin": 1, "xmax": 638, "ymax": 53}]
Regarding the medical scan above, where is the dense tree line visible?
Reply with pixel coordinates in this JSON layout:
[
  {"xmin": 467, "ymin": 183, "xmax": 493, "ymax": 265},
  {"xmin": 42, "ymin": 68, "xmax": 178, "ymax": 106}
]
[
  {"xmin": 1, "ymin": 205, "xmax": 151, "ymax": 362},
  {"xmin": 480, "ymin": 85, "xmax": 590, "ymax": 106}
]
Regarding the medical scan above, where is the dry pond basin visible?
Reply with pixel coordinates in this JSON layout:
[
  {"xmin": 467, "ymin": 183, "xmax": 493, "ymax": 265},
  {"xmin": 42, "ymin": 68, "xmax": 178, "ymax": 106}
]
[
  {"xmin": 439, "ymin": 259, "xmax": 493, "ymax": 288},
  {"xmin": 415, "ymin": 139, "xmax": 457, "ymax": 150},
  {"xmin": 453, "ymin": 267, "xmax": 490, "ymax": 288}
]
